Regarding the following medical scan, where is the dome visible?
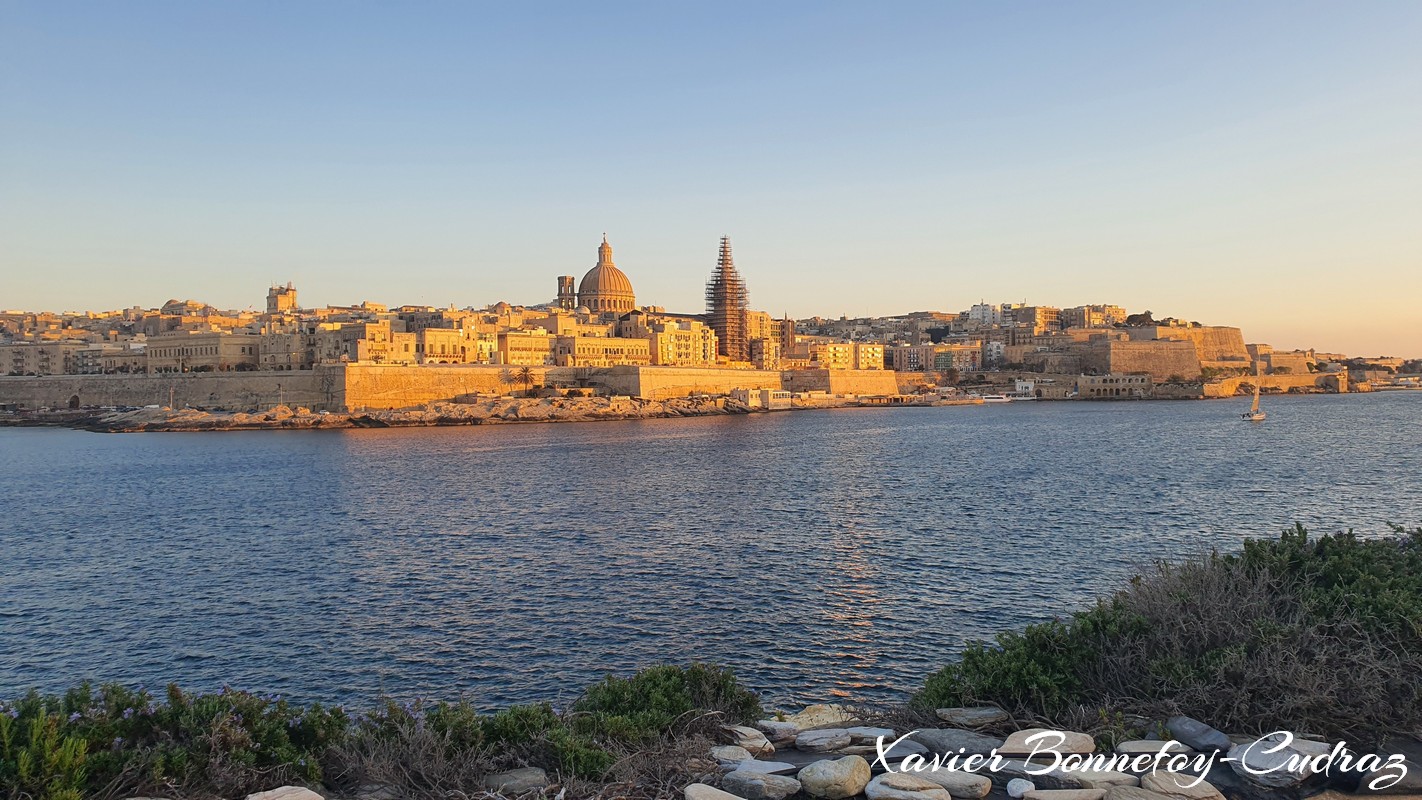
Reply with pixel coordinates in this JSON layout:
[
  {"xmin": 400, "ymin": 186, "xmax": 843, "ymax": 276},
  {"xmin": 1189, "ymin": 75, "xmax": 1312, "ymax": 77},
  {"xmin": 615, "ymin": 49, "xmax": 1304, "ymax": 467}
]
[{"xmin": 576, "ymin": 236, "xmax": 636, "ymax": 314}]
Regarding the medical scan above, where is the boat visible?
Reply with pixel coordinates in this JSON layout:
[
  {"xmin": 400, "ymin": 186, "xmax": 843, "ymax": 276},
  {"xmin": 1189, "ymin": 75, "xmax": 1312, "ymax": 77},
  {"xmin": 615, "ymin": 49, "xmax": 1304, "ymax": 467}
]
[
  {"xmin": 978, "ymin": 394, "xmax": 1012, "ymax": 403},
  {"xmin": 1242, "ymin": 371, "xmax": 1265, "ymax": 421}
]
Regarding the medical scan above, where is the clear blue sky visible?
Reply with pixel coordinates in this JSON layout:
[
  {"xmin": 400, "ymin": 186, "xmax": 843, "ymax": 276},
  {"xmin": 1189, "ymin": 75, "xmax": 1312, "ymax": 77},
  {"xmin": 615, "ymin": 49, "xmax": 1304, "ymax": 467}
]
[{"xmin": 3, "ymin": 1, "xmax": 1419, "ymax": 355}]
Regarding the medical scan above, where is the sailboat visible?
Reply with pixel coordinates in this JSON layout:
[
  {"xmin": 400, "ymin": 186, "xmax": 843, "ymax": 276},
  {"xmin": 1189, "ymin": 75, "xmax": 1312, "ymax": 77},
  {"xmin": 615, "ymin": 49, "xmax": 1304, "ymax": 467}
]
[{"xmin": 1242, "ymin": 369, "xmax": 1266, "ymax": 422}]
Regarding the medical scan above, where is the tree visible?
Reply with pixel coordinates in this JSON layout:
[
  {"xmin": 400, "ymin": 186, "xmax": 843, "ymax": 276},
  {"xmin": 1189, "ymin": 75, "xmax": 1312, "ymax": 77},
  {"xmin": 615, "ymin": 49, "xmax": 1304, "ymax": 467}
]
[
  {"xmin": 1123, "ymin": 310, "xmax": 1155, "ymax": 327},
  {"xmin": 498, "ymin": 367, "xmax": 515, "ymax": 394},
  {"xmin": 517, "ymin": 366, "xmax": 536, "ymax": 397},
  {"xmin": 938, "ymin": 368, "xmax": 960, "ymax": 386}
]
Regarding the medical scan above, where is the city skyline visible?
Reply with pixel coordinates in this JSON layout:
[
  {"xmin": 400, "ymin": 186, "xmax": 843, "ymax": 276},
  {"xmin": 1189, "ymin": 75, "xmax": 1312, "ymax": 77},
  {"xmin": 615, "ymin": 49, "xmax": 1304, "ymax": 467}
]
[{"xmin": 3, "ymin": 2, "xmax": 1420, "ymax": 356}]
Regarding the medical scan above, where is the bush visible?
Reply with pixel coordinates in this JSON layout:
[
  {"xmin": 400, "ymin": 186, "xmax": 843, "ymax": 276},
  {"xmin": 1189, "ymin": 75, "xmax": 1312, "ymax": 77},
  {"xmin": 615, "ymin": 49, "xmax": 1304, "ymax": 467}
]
[
  {"xmin": 915, "ymin": 525, "xmax": 1422, "ymax": 743},
  {"xmin": 572, "ymin": 663, "xmax": 762, "ymax": 743}
]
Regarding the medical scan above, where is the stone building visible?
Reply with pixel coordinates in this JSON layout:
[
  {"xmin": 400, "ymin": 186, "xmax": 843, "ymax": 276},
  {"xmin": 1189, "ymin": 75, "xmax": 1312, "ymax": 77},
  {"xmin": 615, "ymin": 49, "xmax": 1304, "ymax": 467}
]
[
  {"xmin": 266, "ymin": 283, "xmax": 298, "ymax": 315},
  {"xmin": 576, "ymin": 236, "xmax": 636, "ymax": 315},
  {"xmin": 146, "ymin": 331, "xmax": 260, "ymax": 373}
]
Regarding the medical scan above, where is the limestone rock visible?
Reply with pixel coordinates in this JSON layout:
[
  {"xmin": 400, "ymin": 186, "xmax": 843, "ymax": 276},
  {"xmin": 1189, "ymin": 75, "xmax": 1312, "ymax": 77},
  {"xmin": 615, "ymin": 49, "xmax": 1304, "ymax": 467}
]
[
  {"xmin": 724, "ymin": 724, "xmax": 776, "ymax": 756},
  {"xmin": 1165, "ymin": 718, "xmax": 1231, "ymax": 754},
  {"xmin": 989, "ymin": 760, "xmax": 1084, "ymax": 790},
  {"xmin": 797, "ymin": 728, "xmax": 853, "ymax": 753},
  {"xmin": 910, "ymin": 728, "xmax": 1005, "ymax": 757},
  {"xmin": 1227, "ymin": 735, "xmax": 1326, "ymax": 789},
  {"xmin": 1052, "ymin": 769, "xmax": 1138, "ymax": 789},
  {"xmin": 712, "ymin": 745, "xmax": 756, "ymax": 766},
  {"xmin": 721, "ymin": 769, "xmax": 802, "ymax": 800},
  {"xmin": 686, "ymin": 783, "xmax": 747, "ymax": 800},
  {"xmin": 785, "ymin": 704, "xmax": 860, "ymax": 731},
  {"xmin": 913, "ymin": 767, "xmax": 993, "ymax": 798},
  {"xmin": 1140, "ymin": 770, "xmax": 1226, "ymax": 800},
  {"xmin": 865, "ymin": 772, "xmax": 956, "ymax": 800},
  {"xmin": 729, "ymin": 760, "xmax": 800, "ymax": 776},
  {"xmin": 1009, "ymin": 779, "xmax": 1038, "ymax": 798},
  {"xmin": 757, "ymin": 720, "xmax": 801, "ymax": 745},
  {"xmin": 1001, "ymin": 729, "xmax": 1095, "ymax": 756},
  {"xmin": 798, "ymin": 755, "xmax": 873, "ymax": 799},
  {"xmin": 849, "ymin": 726, "xmax": 899, "ymax": 744},
  {"xmin": 481, "ymin": 767, "xmax": 550, "ymax": 795},
  {"xmin": 937, "ymin": 707, "xmax": 1010, "ymax": 727},
  {"xmin": 1024, "ymin": 791, "xmax": 1107, "ymax": 800},
  {"xmin": 246, "ymin": 789, "xmax": 325, "ymax": 800},
  {"xmin": 1103, "ymin": 787, "xmax": 1174, "ymax": 800}
]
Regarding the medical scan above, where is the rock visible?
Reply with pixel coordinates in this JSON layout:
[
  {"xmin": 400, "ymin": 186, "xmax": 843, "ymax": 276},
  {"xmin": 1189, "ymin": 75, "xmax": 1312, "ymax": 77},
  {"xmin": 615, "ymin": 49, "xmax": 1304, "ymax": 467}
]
[
  {"xmin": 1165, "ymin": 718, "xmax": 1231, "ymax": 754},
  {"xmin": 713, "ymin": 745, "xmax": 756, "ymax": 766},
  {"xmin": 686, "ymin": 784, "xmax": 747, "ymax": 800},
  {"xmin": 937, "ymin": 708, "xmax": 1010, "ymax": 727},
  {"xmin": 1140, "ymin": 770, "xmax": 1226, "ymax": 800},
  {"xmin": 798, "ymin": 728, "xmax": 854, "ymax": 753},
  {"xmin": 1116, "ymin": 741, "xmax": 1193, "ymax": 756},
  {"xmin": 1104, "ymin": 788, "xmax": 1174, "ymax": 800},
  {"xmin": 352, "ymin": 785, "xmax": 401, "ymax": 800},
  {"xmin": 988, "ymin": 760, "xmax": 1084, "ymax": 790},
  {"xmin": 1359, "ymin": 757, "xmax": 1422, "ymax": 793},
  {"xmin": 910, "ymin": 729, "xmax": 1005, "ymax": 757},
  {"xmin": 481, "ymin": 766, "xmax": 550, "ymax": 795},
  {"xmin": 1024, "ymin": 791, "xmax": 1107, "ymax": 800},
  {"xmin": 785, "ymin": 704, "xmax": 860, "ymax": 731},
  {"xmin": 1052, "ymin": 769, "xmax": 1138, "ymax": 789},
  {"xmin": 849, "ymin": 726, "xmax": 899, "ymax": 744},
  {"xmin": 729, "ymin": 760, "xmax": 800, "ymax": 776},
  {"xmin": 246, "ymin": 789, "xmax": 324, "ymax": 800},
  {"xmin": 1002, "ymin": 729, "xmax": 1096, "ymax": 756},
  {"xmin": 912, "ymin": 767, "xmax": 993, "ymax": 798},
  {"xmin": 721, "ymin": 769, "xmax": 802, "ymax": 800},
  {"xmin": 1009, "ymin": 779, "xmax": 1038, "ymax": 798},
  {"xmin": 865, "ymin": 772, "xmax": 956, "ymax": 800},
  {"xmin": 1227, "ymin": 734, "xmax": 1327, "ymax": 789},
  {"xmin": 798, "ymin": 755, "xmax": 873, "ymax": 799},
  {"xmin": 724, "ymin": 724, "xmax": 776, "ymax": 756},
  {"xmin": 757, "ymin": 720, "xmax": 802, "ymax": 744}
]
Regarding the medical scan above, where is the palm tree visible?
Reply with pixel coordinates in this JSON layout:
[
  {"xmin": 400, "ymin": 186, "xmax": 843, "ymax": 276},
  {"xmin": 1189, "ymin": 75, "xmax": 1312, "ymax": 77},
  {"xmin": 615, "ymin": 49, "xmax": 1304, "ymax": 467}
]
[{"xmin": 517, "ymin": 366, "xmax": 535, "ymax": 397}]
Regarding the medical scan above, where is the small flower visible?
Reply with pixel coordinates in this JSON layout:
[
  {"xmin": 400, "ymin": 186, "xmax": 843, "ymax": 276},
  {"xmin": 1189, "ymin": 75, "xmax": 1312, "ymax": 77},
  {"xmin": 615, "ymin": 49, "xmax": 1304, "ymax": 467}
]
[
  {"xmin": 68, "ymin": 712, "xmax": 82, "ymax": 723},
  {"xmin": 122, "ymin": 708, "xmax": 134, "ymax": 719}
]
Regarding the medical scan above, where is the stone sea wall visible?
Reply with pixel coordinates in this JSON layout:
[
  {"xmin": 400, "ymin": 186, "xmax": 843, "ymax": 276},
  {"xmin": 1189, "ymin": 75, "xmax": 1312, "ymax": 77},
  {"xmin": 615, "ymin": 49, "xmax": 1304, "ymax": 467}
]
[{"xmin": 0, "ymin": 370, "xmax": 334, "ymax": 411}]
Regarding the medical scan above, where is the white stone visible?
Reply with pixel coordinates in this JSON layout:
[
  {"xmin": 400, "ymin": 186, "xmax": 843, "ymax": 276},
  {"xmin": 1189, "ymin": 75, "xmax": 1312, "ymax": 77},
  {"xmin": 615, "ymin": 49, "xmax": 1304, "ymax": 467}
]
[
  {"xmin": 784, "ymin": 704, "xmax": 859, "ymax": 730},
  {"xmin": 1001, "ymin": 729, "xmax": 1095, "ymax": 756},
  {"xmin": 1227, "ymin": 735, "xmax": 1322, "ymax": 788},
  {"xmin": 712, "ymin": 745, "xmax": 756, "ymax": 766},
  {"xmin": 936, "ymin": 707, "xmax": 1010, "ymax": 727},
  {"xmin": 1009, "ymin": 779, "xmax": 1038, "ymax": 798},
  {"xmin": 757, "ymin": 720, "xmax": 801, "ymax": 743},
  {"xmin": 911, "ymin": 767, "xmax": 993, "ymax": 798},
  {"xmin": 847, "ymin": 726, "xmax": 898, "ymax": 743},
  {"xmin": 721, "ymin": 769, "xmax": 802, "ymax": 800},
  {"xmin": 1023, "ymin": 791, "xmax": 1107, "ymax": 800},
  {"xmin": 797, "ymin": 728, "xmax": 853, "ymax": 753},
  {"xmin": 1115, "ymin": 741, "xmax": 1192, "ymax": 756},
  {"xmin": 797, "ymin": 755, "xmax": 873, "ymax": 799},
  {"xmin": 728, "ymin": 760, "xmax": 800, "ymax": 776},
  {"xmin": 481, "ymin": 767, "xmax": 549, "ymax": 794},
  {"xmin": 246, "ymin": 789, "xmax": 324, "ymax": 800},
  {"xmin": 866, "ymin": 772, "xmax": 956, "ymax": 800},
  {"xmin": 1139, "ymin": 770, "xmax": 1226, "ymax": 800},
  {"xmin": 686, "ymin": 783, "xmax": 747, "ymax": 800},
  {"xmin": 724, "ymin": 724, "xmax": 776, "ymax": 756}
]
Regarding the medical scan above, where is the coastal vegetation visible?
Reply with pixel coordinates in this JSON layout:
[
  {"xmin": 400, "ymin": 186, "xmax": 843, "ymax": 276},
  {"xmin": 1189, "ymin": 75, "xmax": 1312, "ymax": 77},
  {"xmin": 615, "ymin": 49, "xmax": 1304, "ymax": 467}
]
[
  {"xmin": 5, "ymin": 526, "xmax": 1419, "ymax": 799},
  {"xmin": 915, "ymin": 524, "xmax": 1422, "ymax": 744}
]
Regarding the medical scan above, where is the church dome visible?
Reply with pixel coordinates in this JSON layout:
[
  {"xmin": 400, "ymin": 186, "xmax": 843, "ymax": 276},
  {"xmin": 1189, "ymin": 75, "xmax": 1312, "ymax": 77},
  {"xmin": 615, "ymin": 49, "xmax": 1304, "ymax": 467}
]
[{"xmin": 576, "ymin": 236, "xmax": 636, "ymax": 314}]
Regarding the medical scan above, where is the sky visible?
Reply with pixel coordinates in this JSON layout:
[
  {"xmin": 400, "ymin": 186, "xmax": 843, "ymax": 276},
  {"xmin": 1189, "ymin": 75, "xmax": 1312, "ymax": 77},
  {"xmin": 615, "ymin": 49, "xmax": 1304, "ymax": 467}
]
[{"xmin": 2, "ymin": 2, "xmax": 1420, "ymax": 356}]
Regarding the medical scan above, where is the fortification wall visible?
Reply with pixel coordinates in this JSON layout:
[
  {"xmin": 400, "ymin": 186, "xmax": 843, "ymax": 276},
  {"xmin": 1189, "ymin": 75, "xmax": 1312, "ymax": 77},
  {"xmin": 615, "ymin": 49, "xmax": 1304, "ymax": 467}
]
[
  {"xmin": 595, "ymin": 366, "xmax": 783, "ymax": 400},
  {"xmin": 781, "ymin": 369, "xmax": 900, "ymax": 396},
  {"xmin": 1125, "ymin": 325, "xmax": 1249, "ymax": 363},
  {"xmin": 1083, "ymin": 340, "xmax": 1202, "ymax": 379},
  {"xmin": 341, "ymin": 364, "xmax": 564, "ymax": 410},
  {"xmin": 1202, "ymin": 373, "xmax": 1344, "ymax": 397},
  {"xmin": 0, "ymin": 371, "xmax": 332, "ymax": 411}
]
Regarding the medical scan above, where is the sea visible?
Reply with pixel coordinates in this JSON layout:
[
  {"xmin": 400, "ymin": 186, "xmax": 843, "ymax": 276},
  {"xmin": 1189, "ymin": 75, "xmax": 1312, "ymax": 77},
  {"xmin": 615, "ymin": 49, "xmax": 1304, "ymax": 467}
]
[{"xmin": 2, "ymin": 391, "xmax": 1419, "ymax": 711}]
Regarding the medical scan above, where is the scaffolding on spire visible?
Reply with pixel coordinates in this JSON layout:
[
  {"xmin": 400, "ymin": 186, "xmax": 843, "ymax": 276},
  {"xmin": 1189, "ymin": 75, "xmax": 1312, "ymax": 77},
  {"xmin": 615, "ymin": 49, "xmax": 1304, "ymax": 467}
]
[{"xmin": 705, "ymin": 236, "xmax": 750, "ymax": 362}]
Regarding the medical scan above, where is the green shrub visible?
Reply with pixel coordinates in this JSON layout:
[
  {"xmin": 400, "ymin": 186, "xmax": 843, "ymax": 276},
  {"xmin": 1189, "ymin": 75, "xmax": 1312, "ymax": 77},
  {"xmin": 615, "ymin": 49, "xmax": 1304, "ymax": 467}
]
[{"xmin": 572, "ymin": 663, "xmax": 762, "ymax": 743}]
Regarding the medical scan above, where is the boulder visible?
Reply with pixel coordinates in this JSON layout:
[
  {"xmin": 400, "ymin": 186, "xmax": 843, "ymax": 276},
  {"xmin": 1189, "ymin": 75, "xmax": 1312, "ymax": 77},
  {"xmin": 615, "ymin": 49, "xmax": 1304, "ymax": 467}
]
[
  {"xmin": 481, "ymin": 767, "xmax": 550, "ymax": 795},
  {"xmin": 1140, "ymin": 770, "xmax": 1226, "ymax": 800},
  {"xmin": 1227, "ymin": 734, "xmax": 1328, "ymax": 789},
  {"xmin": 849, "ymin": 726, "xmax": 899, "ymax": 744},
  {"xmin": 785, "ymin": 704, "xmax": 860, "ymax": 731},
  {"xmin": 988, "ymin": 760, "xmax": 1084, "ymax": 790},
  {"xmin": 721, "ymin": 769, "xmax": 802, "ymax": 800},
  {"xmin": 1358, "ymin": 757, "xmax": 1422, "ymax": 794},
  {"xmin": 1165, "ymin": 718, "xmax": 1231, "ymax": 754},
  {"xmin": 910, "ymin": 729, "xmax": 1005, "ymax": 757},
  {"xmin": 1009, "ymin": 779, "xmax": 1038, "ymax": 798},
  {"xmin": 866, "ymin": 772, "xmax": 956, "ymax": 800},
  {"xmin": 246, "ymin": 789, "xmax": 324, "ymax": 800},
  {"xmin": 724, "ymin": 724, "xmax": 776, "ymax": 756},
  {"xmin": 712, "ymin": 745, "xmax": 756, "ymax": 766},
  {"xmin": 797, "ymin": 728, "xmax": 854, "ymax": 753},
  {"xmin": 1104, "ymin": 788, "xmax": 1174, "ymax": 800},
  {"xmin": 912, "ymin": 767, "xmax": 993, "ymax": 798},
  {"xmin": 1024, "ymin": 791, "xmax": 1107, "ymax": 800},
  {"xmin": 937, "ymin": 708, "xmax": 1010, "ymax": 727},
  {"xmin": 798, "ymin": 755, "xmax": 873, "ymax": 799},
  {"xmin": 1002, "ymin": 729, "xmax": 1096, "ymax": 756},
  {"xmin": 729, "ymin": 759, "xmax": 800, "ymax": 776},
  {"xmin": 757, "ymin": 720, "xmax": 802, "ymax": 745},
  {"xmin": 686, "ymin": 784, "xmax": 747, "ymax": 800},
  {"xmin": 1051, "ymin": 769, "xmax": 1138, "ymax": 789}
]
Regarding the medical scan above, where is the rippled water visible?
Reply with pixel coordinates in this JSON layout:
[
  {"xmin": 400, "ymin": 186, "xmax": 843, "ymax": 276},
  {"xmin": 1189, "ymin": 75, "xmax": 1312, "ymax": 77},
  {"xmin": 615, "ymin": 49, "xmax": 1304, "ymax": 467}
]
[{"xmin": 2, "ymin": 392, "xmax": 1420, "ymax": 710}]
